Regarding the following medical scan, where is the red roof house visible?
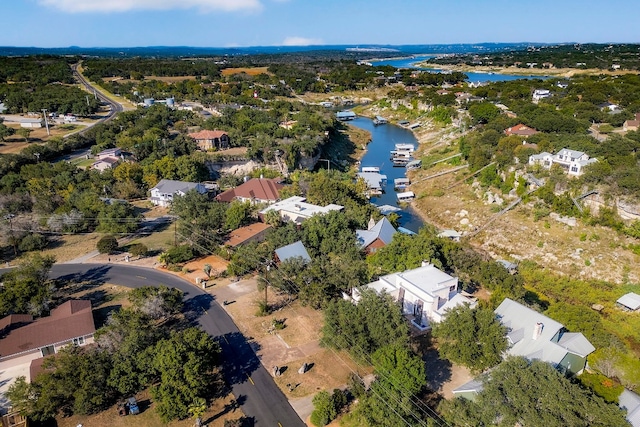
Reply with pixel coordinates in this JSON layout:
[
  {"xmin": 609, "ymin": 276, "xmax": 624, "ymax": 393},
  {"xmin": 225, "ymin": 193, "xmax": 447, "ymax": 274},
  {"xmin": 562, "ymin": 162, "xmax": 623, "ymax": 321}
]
[
  {"xmin": 504, "ymin": 124, "xmax": 539, "ymax": 137},
  {"xmin": 216, "ymin": 178, "xmax": 284, "ymax": 204}
]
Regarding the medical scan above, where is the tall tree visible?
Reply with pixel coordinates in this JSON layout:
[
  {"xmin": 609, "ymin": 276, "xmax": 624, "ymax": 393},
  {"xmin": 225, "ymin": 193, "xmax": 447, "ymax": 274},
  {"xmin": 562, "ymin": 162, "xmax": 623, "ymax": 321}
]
[
  {"xmin": 432, "ymin": 305, "xmax": 507, "ymax": 373},
  {"xmin": 439, "ymin": 357, "xmax": 629, "ymax": 427}
]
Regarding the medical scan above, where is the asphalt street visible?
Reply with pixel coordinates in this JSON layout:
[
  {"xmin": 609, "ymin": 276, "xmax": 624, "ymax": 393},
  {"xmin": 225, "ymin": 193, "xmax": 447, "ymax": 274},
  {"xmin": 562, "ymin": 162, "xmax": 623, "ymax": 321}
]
[{"xmin": 1, "ymin": 264, "xmax": 305, "ymax": 427}]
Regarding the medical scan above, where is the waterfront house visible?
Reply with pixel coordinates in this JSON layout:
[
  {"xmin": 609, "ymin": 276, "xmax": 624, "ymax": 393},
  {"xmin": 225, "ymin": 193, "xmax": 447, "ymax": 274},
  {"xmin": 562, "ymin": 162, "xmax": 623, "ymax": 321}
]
[
  {"xmin": 356, "ymin": 217, "xmax": 397, "ymax": 254},
  {"xmin": 188, "ymin": 129, "xmax": 230, "ymax": 151},
  {"xmin": 259, "ymin": 196, "xmax": 343, "ymax": 225},
  {"xmin": 357, "ymin": 170, "xmax": 387, "ymax": 194},
  {"xmin": 532, "ymin": 89, "xmax": 551, "ymax": 103},
  {"xmin": 215, "ymin": 178, "xmax": 284, "ymax": 205},
  {"xmin": 529, "ymin": 148, "xmax": 597, "ymax": 176},
  {"xmin": 495, "ymin": 298, "xmax": 595, "ymax": 375},
  {"xmin": 149, "ymin": 179, "xmax": 207, "ymax": 207},
  {"xmin": 354, "ymin": 262, "xmax": 477, "ymax": 330}
]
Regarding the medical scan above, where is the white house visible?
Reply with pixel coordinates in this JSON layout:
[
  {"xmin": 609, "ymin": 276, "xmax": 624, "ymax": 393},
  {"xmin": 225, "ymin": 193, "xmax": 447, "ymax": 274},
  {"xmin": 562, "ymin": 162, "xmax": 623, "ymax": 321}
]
[
  {"xmin": 532, "ymin": 89, "xmax": 551, "ymax": 103},
  {"xmin": 149, "ymin": 179, "xmax": 207, "ymax": 207},
  {"xmin": 529, "ymin": 148, "xmax": 597, "ymax": 176},
  {"xmin": 259, "ymin": 196, "xmax": 343, "ymax": 224},
  {"xmin": 495, "ymin": 298, "xmax": 595, "ymax": 375},
  {"xmin": 354, "ymin": 262, "xmax": 476, "ymax": 330}
]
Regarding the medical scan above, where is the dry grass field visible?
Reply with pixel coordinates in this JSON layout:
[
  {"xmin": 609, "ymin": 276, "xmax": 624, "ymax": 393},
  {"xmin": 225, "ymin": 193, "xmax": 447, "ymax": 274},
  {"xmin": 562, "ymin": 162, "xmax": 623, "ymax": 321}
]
[{"xmin": 220, "ymin": 67, "xmax": 270, "ymax": 76}]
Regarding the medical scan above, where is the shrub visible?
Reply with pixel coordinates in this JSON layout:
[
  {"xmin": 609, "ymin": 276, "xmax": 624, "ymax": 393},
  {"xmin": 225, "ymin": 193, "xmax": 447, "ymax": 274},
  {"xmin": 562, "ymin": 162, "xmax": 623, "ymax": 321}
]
[
  {"xmin": 97, "ymin": 235, "xmax": 118, "ymax": 254},
  {"xmin": 159, "ymin": 245, "xmax": 194, "ymax": 265},
  {"xmin": 18, "ymin": 233, "xmax": 48, "ymax": 252},
  {"xmin": 129, "ymin": 243, "xmax": 148, "ymax": 258},
  {"xmin": 310, "ymin": 391, "xmax": 337, "ymax": 427}
]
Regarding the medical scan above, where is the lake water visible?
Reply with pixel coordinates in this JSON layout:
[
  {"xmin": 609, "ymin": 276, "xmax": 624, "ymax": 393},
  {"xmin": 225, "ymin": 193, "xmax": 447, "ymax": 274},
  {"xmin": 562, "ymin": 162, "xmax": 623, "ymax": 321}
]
[
  {"xmin": 350, "ymin": 117, "xmax": 424, "ymax": 233},
  {"xmin": 372, "ymin": 55, "xmax": 548, "ymax": 83}
]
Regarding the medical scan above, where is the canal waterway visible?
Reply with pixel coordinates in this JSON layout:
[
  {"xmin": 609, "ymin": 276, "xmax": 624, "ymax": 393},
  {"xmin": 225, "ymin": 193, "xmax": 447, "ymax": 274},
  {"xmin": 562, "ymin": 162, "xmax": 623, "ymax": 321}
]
[
  {"xmin": 349, "ymin": 117, "xmax": 424, "ymax": 233},
  {"xmin": 372, "ymin": 56, "xmax": 549, "ymax": 83}
]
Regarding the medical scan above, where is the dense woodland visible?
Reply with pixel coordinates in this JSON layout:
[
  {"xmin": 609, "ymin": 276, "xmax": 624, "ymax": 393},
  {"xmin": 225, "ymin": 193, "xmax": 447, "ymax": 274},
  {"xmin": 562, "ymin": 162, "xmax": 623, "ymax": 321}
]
[
  {"xmin": 2, "ymin": 50, "xmax": 640, "ymax": 426},
  {"xmin": 428, "ymin": 43, "xmax": 640, "ymax": 70}
]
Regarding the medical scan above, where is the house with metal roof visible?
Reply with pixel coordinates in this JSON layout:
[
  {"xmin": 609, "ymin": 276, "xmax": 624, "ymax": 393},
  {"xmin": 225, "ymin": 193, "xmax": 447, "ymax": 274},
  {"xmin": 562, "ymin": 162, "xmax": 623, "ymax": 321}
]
[
  {"xmin": 495, "ymin": 298, "xmax": 595, "ymax": 375},
  {"xmin": 215, "ymin": 178, "xmax": 284, "ymax": 205},
  {"xmin": 617, "ymin": 292, "xmax": 640, "ymax": 312},
  {"xmin": 259, "ymin": 196, "xmax": 343, "ymax": 225},
  {"xmin": 356, "ymin": 217, "xmax": 397, "ymax": 254},
  {"xmin": 620, "ymin": 389, "xmax": 640, "ymax": 427},
  {"xmin": 0, "ymin": 300, "xmax": 95, "ymax": 366},
  {"xmin": 149, "ymin": 179, "xmax": 207, "ymax": 207},
  {"xmin": 275, "ymin": 241, "xmax": 311, "ymax": 264},
  {"xmin": 355, "ymin": 262, "xmax": 476, "ymax": 330},
  {"xmin": 529, "ymin": 148, "xmax": 597, "ymax": 176}
]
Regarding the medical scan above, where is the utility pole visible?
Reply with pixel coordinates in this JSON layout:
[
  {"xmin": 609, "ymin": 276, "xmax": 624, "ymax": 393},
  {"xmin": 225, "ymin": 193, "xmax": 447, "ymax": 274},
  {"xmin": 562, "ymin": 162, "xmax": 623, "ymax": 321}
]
[
  {"xmin": 264, "ymin": 263, "xmax": 270, "ymax": 309},
  {"xmin": 42, "ymin": 109, "xmax": 50, "ymax": 136}
]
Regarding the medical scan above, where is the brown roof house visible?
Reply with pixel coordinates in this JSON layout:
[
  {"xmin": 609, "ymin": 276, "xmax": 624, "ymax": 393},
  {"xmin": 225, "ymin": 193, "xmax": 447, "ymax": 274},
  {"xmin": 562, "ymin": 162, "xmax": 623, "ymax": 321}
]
[
  {"xmin": 505, "ymin": 124, "xmax": 539, "ymax": 137},
  {"xmin": 225, "ymin": 222, "xmax": 272, "ymax": 248},
  {"xmin": 216, "ymin": 178, "xmax": 284, "ymax": 205},
  {"xmin": 188, "ymin": 129, "xmax": 230, "ymax": 151},
  {"xmin": 0, "ymin": 300, "xmax": 96, "ymax": 369},
  {"xmin": 623, "ymin": 113, "xmax": 640, "ymax": 132}
]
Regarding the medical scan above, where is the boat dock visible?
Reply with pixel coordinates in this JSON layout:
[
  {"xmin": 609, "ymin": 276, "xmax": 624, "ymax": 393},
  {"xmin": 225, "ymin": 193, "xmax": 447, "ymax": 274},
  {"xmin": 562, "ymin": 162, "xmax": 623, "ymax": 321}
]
[
  {"xmin": 394, "ymin": 178, "xmax": 411, "ymax": 190},
  {"xmin": 373, "ymin": 115, "xmax": 388, "ymax": 125},
  {"xmin": 397, "ymin": 191, "xmax": 415, "ymax": 202}
]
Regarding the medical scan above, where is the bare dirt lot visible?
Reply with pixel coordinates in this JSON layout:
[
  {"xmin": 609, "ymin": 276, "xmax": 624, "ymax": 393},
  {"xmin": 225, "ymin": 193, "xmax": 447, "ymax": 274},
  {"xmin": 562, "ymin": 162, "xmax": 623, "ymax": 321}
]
[{"xmin": 220, "ymin": 67, "xmax": 270, "ymax": 76}]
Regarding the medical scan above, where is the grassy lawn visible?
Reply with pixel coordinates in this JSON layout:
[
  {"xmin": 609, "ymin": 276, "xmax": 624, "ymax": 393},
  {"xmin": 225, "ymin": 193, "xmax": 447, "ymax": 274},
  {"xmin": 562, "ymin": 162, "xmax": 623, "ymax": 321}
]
[{"xmin": 127, "ymin": 227, "xmax": 175, "ymax": 255}]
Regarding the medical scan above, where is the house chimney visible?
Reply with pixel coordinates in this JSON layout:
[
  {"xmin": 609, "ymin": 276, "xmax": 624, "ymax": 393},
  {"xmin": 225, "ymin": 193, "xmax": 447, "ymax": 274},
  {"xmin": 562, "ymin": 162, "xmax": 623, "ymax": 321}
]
[
  {"xmin": 368, "ymin": 216, "xmax": 376, "ymax": 230},
  {"xmin": 421, "ymin": 260, "xmax": 431, "ymax": 268},
  {"xmin": 260, "ymin": 174, "xmax": 264, "ymax": 179},
  {"xmin": 533, "ymin": 322, "xmax": 544, "ymax": 340}
]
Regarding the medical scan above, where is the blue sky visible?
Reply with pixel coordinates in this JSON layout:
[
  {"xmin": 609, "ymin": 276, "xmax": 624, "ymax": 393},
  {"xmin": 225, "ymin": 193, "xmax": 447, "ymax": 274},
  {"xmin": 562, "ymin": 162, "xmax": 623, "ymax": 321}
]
[{"xmin": 1, "ymin": 0, "xmax": 638, "ymax": 48}]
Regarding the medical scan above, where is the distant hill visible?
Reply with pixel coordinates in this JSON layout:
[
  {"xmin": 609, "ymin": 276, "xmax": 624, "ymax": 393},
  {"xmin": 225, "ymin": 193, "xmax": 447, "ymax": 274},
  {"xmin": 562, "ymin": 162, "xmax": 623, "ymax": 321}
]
[{"xmin": 0, "ymin": 43, "xmax": 538, "ymax": 58}]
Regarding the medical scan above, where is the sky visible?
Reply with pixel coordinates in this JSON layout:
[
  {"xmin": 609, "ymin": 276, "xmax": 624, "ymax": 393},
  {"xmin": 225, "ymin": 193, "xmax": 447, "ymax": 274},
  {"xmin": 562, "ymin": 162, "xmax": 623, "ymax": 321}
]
[{"xmin": 1, "ymin": 0, "xmax": 638, "ymax": 48}]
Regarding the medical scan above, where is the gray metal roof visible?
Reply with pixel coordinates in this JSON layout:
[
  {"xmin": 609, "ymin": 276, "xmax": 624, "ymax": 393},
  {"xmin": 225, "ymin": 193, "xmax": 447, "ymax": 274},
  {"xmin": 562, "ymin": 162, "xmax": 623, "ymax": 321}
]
[
  {"xmin": 151, "ymin": 179, "xmax": 205, "ymax": 195},
  {"xmin": 356, "ymin": 217, "xmax": 397, "ymax": 248},
  {"xmin": 617, "ymin": 293, "xmax": 640, "ymax": 311},
  {"xmin": 495, "ymin": 298, "xmax": 595, "ymax": 365},
  {"xmin": 275, "ymin": 241, "xmax": 311, "ymax": 263},
  {"xmin": 620, "ymin": 389, "xmax": 640, "ymax": 427}
]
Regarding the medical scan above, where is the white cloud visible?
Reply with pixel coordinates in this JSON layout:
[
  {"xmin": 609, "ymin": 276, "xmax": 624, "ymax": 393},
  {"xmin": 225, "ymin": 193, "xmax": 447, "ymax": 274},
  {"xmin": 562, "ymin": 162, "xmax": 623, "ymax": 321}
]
[
  {"xmin": 282, "ymin": 36, "xmax": 323, "ymax": 46},
  {"xmin": 38, "ymin": 0, "xmax": 262, "ymax": 13}
]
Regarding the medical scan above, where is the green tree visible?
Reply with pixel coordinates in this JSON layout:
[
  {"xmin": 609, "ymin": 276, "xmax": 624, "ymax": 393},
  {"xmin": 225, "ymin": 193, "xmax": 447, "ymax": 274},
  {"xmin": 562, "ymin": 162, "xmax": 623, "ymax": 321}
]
[
  {"xmin": 310, "ymin": 391, "xmax": 337, "ymax": 427},
  {"xmin": 224, "ymin": 200, "xmax": 252, "ymax": 231},
  {"xmin": 129, "ymin": 242, "xmax": 148, "ymax": 258},
  {"xmin": 97, "ymin": 235, "xmax": 118, "ymax": 254},
  {"xmin": 355, "ymin": 344, "xmax": 427, "ymax": 427},
  {"xmin": 0, "ymin": 253, "xmax": 55, "ymax": 316},
  {"xmin": 149, "ymin": 327, "xmax": 221, "ymax": 421},
  {"xmin": 439, "ymin": 357, "xmax": 629, "ymax": 427},
  {"xmin": 0, "ymin": 118, "xmax": 15, "ymax": 141},
  {"xmin": 432, "ymin": 305, "xmax": 507, "ymax": 373},
  {"xmin": 16, "ymin": 127, "xmax": 32, "ymax": 142},
  {"xmin": 321, "ymin": 288, "xmax": 409, "ymax": 361}
]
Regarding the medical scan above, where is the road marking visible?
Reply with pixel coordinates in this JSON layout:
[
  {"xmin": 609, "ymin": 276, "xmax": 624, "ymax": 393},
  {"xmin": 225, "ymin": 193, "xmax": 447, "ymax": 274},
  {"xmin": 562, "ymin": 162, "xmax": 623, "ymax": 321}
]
[
  {"xmin": 278, "ymin": 423, "xmax": 283, "ymax": 427},
  {"xmin": 135, "ymin": 275, "xmax": 146, "ymax": 279},
  {"xmin": 247, "ymin": 374, "xmax": 254, "ymax": 385}
]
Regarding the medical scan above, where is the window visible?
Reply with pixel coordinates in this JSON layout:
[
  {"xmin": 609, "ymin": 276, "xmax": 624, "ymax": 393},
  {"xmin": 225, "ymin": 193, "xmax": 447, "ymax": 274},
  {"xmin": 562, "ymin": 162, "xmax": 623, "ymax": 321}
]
[
  {"xmin": 40, "ymin": 345, "xmax": 55, "ymax": 357},
  {"xmin": 73, "ymin": 336, "xmax": 85, "ymax": 346},
  {"xmin": 571, "ymin": 166, "xmax": 578, "ymax": 173}
]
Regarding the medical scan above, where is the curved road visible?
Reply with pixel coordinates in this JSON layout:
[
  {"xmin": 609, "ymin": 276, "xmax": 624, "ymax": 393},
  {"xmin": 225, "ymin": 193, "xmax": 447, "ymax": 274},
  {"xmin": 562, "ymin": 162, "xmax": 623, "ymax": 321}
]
[{"xmin": 33, "ymin": 264, "xmax": 304, "ymax": 427}]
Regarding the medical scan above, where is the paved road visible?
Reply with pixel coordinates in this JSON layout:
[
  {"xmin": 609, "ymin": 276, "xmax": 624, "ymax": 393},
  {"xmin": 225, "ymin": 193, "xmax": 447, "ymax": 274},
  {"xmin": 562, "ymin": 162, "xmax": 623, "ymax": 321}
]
[{"xmin": 4, "ymin": 264, "xmax": 305, "ymax": 427}]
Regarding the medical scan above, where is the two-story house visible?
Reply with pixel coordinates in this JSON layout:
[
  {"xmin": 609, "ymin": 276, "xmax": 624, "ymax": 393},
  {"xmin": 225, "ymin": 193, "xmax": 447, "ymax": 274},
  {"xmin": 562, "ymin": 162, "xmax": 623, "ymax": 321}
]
[
  {"xmin": 529, "ymin": 148, "xmax": 597, "ymax": 176},
  {"xmin": 354, "ymin": 262, "xmax": 476, "ymax": 330},
  {"xmin": 188, "ymin": 129, "xmax": 230, "ymax": 151},
  {"xmin": 149, "ymin": 179, "xmax": 207, "ymax": 207}
]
